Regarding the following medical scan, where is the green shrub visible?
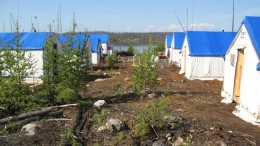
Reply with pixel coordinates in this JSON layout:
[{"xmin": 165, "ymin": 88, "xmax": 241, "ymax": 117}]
[
  {"xmin": 91, "ymin": 109, "xmax": 107, "ymax": 126},
  {"xmin": 127, "ymin": 45, "xmax": 135, "ymax": 56},
  {"xmin": 106, "ymin": 53, "xmax": 118, "ymax": 67},
  {"xmin": 55, "ymin": 88, "xmax": 78, "ymax": 104},
  {"xmin": 133, "ymin": 97, "xmax": 169, "ymax": 137}
]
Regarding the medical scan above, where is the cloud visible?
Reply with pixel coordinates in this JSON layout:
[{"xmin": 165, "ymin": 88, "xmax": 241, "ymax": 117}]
[
  {"xmin": 126, "ymin": 26, "xmax": 132, "ymax": 32},
  {"xmin": 189, "ymin": 23, "xmax": 217, "ymax": 31}
]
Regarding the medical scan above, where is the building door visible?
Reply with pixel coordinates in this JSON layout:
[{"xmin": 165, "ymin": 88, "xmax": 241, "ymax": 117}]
[{"xmin": 233, "ymin": 49, "xmax": 244, "ymax": 103}]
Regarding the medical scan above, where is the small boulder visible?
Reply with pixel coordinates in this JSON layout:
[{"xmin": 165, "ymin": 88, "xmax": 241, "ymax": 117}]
[
  {"xmin": 97, "ymin": 126, "xmax": 107, "ymax": 132},
  {"xmin": 147, "ymin": 93, "xmax": 156, "ymax": 98},
  {"xmin": 152, "ymin": 140, "xmax": 166, "ymax": 146},
  {"xmin": 115, "ymin": 72, "xmax": 121, "ymax": 75},
  {"xmin": 124, "ymin": 78, "xmax": 130, "ymax": 81},
  {"xmin": 105, "ymin": 118, "xmax": 125, "ymax": 132},
  {"xmin": 93, "ymin": 100, "xmax": 106, "ymax": 108},
  {"xmin": 21, "ymin": 123, "xmax": 37, "ymax": 136},
  {"xmin": 172, "ymin": 137, "xmax": 184, "ymax": 146},
  {"xmin": 95, "ymin": 78, "xmax": 107, "ymax": 82}
]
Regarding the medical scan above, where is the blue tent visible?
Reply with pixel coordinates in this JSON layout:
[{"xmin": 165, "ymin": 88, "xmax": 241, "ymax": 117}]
[
  {"xmin": 89, "ymin": 34, "xmax": 109, "ymax": 44},
  {"xmin": 173, "ymin": 32, "xmax": 185, "ymax": 50},
  {"xmin": 89, "ymin": 35, "xmax": 101, "ymax": 53},
  {"xmin": 58, "ymin": 33, "xmax": 89, "ymax": 49},
  {"xmin": 166, "ymin": 35, "xmax": 173, "ymax": 48},
  {"xmin": 186, "ymin": 31, "xmax": 237, "ymax": 57},
  {"xmin": 241, "ymin": 16, "xmax": 260, "ymax": 71},
  {"xmin": 0, "ymin": 32, "xmax": 53, "ymax": 50}
]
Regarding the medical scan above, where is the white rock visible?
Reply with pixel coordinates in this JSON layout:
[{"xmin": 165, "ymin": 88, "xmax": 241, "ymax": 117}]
[
  {"xmin": 157, "ymin": 77, "xmax": 163, "ymax": 81},
  {"xmin": 115, "ymin": 72, "xmax": 121, "ymax": 75},
  {"xmin": 105, "ymin": 118, "xmax": 124, "ymax": 132},
  {"xmin": 147, "ymin": 93, "xmax": 156, "ymax": 98},
  {"xmin": 21, "ymin": 123, "xmax": 36, "ymax": 136},
  {"xmin": 95, "ymin": 78, "xmax": 107, "ymax": 82},
  {"xmin": 124, "ymin": 78, "xmax": 129, "ymax": 81},
  {"xmin": 93, "ymin": 100, "xmax": 106, "ymax": 108},
  {"xmin": 172, "ymin": 137, "xmax": 184, "ymax": 146},
  {"xmin": 97, "ymin": 126, "xmax": 107, "ymax": 132},
  {"xmin": 152, "ymin": 140, "xmax": 166, "ymax": 146},
  {"xmin": 165, "ymin": 133, "xmax": 171, "ymax": 138}
]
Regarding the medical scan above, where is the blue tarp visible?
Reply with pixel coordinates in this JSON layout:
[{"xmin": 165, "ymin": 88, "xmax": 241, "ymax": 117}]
[
  {"xmin": 166, "ymin": 35, "xmax": 173, "ymax": 48},
  {"xmin": 173, "ymin": 32, "xmax": 185, "ymax": 50},
  {"xmin": 186, "ymin": 31, "xmax": 237, "ymax": 57},
  {"xmin": 242, "ymin": 16, "xmax": 260, "ymax": 61},
  {"xmin": 89, "ymin": 34, "xmax": 109, "ymax": 44},
  {"xmin": 58, "ymin": 33, "xmax": 89, "ymax": 49},
  {"xmin": 89, "ymin": 35, "xmax": 101, "ymax": 53},
  {"xmin": 257, "ymin": 62, "xmax": 260, "ymax": 71},
  {"xmin": 0, "ymin": 32, "xmax": 52, "ymax": 50}
]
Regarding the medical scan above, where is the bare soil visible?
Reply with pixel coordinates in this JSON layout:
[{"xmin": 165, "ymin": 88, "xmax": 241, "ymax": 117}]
[{"xmin": 1, "ymin": 58, "xmax": 260, "ymax": 146}]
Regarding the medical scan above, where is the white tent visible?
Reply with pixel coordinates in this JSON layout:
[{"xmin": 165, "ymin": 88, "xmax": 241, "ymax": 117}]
[
  {"xmin": 169, "ymin": 32, "xmax": 185, "ymax": 67},
  {"xmin": 164, "ymin": 35, "xmax": 173, "ymax": 57},
  {"xmin": 179, "ymin": 31, "xmax": 236, "ymax": 80},
  {"xmin": 0, "ymin": 32, "xmax": 62, "ymax": 84},
  {"xmin": 221, "ymin": 16, "xmax": 260, "ymax": 122}
]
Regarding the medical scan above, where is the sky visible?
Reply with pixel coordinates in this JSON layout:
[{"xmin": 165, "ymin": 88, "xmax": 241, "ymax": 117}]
[{"xmin": 0, "ymin": 0, "xmax": 260, "ymax": 33}]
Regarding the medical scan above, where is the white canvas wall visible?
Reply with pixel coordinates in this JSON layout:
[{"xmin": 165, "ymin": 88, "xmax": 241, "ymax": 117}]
[
  {"xmin": 180, "ymin": 36, "xmax": 189, "ymax": 74},
  {"xmin": 185, "ymin": 56, "xmax": 224, "ymax": 80},
  {"xmin": 222, "ymin": 24, "xmax": 260, "ymax": 118},
  {"xmin": 101, "ymin": 43, "xmax": 108, "ymax": 55},
  {"xmin": 25, "ymin": 35, "xmax": 62, "ymax": 84}
]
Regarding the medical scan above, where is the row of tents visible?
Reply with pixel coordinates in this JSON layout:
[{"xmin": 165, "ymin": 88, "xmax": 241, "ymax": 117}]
[
  {"xmin": 165, "ymin": 16, "xmax": 260, "ymax": 124},
  {"xmin": 0, "ymin": 32, "xmax": 111, "ymax": 84}
]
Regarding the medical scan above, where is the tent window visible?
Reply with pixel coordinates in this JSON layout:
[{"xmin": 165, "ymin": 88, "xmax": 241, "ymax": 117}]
[{"xmin": 230, "ymin": 53, "xmax": 235, "ymax": 67}]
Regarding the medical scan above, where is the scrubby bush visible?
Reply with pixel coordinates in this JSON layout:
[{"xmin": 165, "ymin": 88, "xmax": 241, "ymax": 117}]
[
  {"xmin": 106, "ymin": 53, "xmax": 118, "ymax": 67},
  {"xmin": 55, "ymin": 88, "xmax": 78, "ymax": 104},
  {"xmin": 133, "ymin": 97, "xmax": 169, "ymax": 137}
]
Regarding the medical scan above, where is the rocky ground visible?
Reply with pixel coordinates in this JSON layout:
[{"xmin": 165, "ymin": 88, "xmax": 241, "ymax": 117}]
[{"xmin": 0, "ymin": 58, "xmax": 260, "ymax": 146}]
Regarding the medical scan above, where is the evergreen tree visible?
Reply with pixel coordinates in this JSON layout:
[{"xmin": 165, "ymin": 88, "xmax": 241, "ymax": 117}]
[
  {"xmin": 132, "ymin": 37, "xmax": 158, "ymax": 95},
  {"xmin": 0, "ymin": 27, "xmax": 40, "ymax": 112}
]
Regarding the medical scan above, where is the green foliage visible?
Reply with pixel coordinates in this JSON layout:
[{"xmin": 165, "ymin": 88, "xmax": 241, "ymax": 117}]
[
  {"xmin": 127, "ymin": 45, "xmax": 135, "ymax": 55},
  {"xmin": 41, "ymin": 32, "xmax": 89, "ymax": 104},
  {"xmin": 133, "ymin": 97, "xmax": 169, "ymax": 136},
  {"xmin": 0, "ymin": 30, "xmax": 42, "ymax": 112},
  {"xmin": 106, "ymin": 53, "xmax": 118, "ymax": 67},
  {"xmin": 114, "ymin": 82, "xmax": 121, "ymax": 96},
  {"xmin": 132, "ymin": 37, "xmax": 158, "ymax": 95},
  {"xmin": 91, "ymin": 109, "xmax": 108, "ymax": 126},
  {"xmin": 55, "ymin": 88, "xmax": 78, "ymax": 104},
  {"xmin": 63, "ymin": 130, "xmax": 82, "ymax": 146},
  {"xmin": 154, "ymin": 41, "xmax": 165, "ymax": 53}
]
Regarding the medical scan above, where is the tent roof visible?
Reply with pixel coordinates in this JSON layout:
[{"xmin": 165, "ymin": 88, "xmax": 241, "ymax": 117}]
[
  {"xmin": 243, "ymin": 16, "xmax": 260, "ymax": 61},
  {"xmin": 166, "ymin": 35, "xmax": 173, "ymax": 48},
  {"xmin": 173, "ymin": 32, "xmax": 185, "ymax": 50},
  {"xmin": 89, "ymin": 34, "xmax": 109, "ymax": 44},
  {"xmin": 0, "ymin": 32, "xmax": 53, "ymax": 50},
  {"xmin": 58, "ymin": 33, "xmax": 89, "ymax": 49},
  {"xmin": 186, "ymin": 31, "xmax": 237, "ymax": 57},
  {"xmin": 90, "ymin": 35, "xmax": 101, "ymax": 53}
]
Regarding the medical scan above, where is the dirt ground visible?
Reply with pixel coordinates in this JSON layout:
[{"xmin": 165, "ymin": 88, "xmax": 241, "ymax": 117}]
[{"xmin": 1, "ymin": 58, "xmax": 260, "ymax": 146}]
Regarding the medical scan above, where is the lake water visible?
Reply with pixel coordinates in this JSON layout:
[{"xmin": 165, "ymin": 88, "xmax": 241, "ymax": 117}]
[{"xmin": 112, "ymin": 45, "xmax": 148, "ymax": 53}]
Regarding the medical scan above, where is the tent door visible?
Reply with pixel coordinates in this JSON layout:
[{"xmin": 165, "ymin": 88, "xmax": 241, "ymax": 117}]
[{"xmin": 233, "ymin": 49, "xmax": 244, "ymax": 103}]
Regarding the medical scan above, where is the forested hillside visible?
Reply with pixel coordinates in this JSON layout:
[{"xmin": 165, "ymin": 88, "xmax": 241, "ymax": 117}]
[{"xmin": 89, "ymin": 31, "xmax": 173, "ymax": 45}]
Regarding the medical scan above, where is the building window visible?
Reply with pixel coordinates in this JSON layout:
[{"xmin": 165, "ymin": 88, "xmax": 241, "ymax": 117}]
[{"xmin": 230, "ymin": 53, "xmax": 235, "ymax": 67}]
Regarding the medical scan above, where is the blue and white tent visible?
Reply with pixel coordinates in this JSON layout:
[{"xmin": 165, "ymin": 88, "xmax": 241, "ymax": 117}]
[
  {"xmin": 58, "ymin": 33, "xmax": 89, "ymax": 50},
  {"xmin": 169, "ymin": 32, "xmax": 185, "ymax": 66},
  {"xmin": 89, "ymin": 34, "xmax": 110, "ymax": 55},
  {"xmin": 89, "ymin": 35, "xmax": 103, "ymax": 65},
  {"xmin": 180, "ymin": 31, "xmax": 236, "ymax": 80},
  {"xmin": 0, "ymin": 32, "xmax": 62, "ymax": 83},
  {"xmin": 221, "ymin": 16, "xmax": 260, "ymax": 123},
  {"xmin": 165, "ymin": 34, "xmax": 173, "ymax": 57}
]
